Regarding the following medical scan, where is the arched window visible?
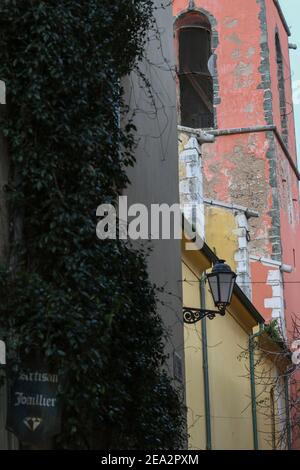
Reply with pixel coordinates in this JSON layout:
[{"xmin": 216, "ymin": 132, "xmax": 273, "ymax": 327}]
[
  {"xmin": 175, "ymin": 12, "xmax": 214, "ymax": 129},
  {"xmin": 275, "ymin": 33, "xmax": 288, "ymax": 146}
]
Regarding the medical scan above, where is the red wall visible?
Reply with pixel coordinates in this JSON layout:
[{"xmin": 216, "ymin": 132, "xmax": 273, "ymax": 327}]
[
  {"xmin": 174, "ymin": 1, "xmax": 265, "ymax": 128},
  {"xmin": 174, "ymin": 0, "xmax": 300, "ymax": 329}
]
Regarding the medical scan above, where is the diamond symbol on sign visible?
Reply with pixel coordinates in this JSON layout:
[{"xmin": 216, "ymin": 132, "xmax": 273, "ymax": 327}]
[{"xmin": 23, "ymin": 417, "xmax": 42, "ymax": 432}]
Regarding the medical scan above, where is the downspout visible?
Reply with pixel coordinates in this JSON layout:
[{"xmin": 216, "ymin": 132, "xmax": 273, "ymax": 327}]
[
  {"xmin": 249, "ymin": 324, "xmax": 264, "ymax": 450},
  {"xmin": 284, "ymin": 376, "xmax": 292, "ymax": 450},
  {"xmin": 200, "ymin": 275, "xmax": 212, "ymax": 450}
]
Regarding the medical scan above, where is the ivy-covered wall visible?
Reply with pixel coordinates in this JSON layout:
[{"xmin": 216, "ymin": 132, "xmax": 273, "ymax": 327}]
[{"xmin": 0, "ymin": 0, "xmax": 185, "ymax": 449}]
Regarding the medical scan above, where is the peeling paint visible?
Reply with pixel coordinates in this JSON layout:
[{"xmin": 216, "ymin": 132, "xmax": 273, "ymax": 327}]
[
  {"xmin": 224, "ymin": 18, "xmax": 238, "ymax": 29},
  {"xmin": 226, "ymin": 32, "xmax": 242, "ymax": 45}
]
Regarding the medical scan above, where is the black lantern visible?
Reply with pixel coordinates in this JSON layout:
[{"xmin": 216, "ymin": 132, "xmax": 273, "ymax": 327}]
[
  {"xmin": 206, "ymin": 260, "xmax": 237, "ymax": 314},
  {"xmin": 183, "ymin": 260, "xmax": 237, "ymax": 324}
]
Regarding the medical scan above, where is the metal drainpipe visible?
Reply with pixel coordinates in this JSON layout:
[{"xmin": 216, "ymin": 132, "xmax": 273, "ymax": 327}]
[
  {"xmin": 284, "ymin": 376, "xmax": 292, "ymax": 450},
  {"xmin": 249, "ymin": 324, "xmax": 264, "ymax": 450},
  {"xmin": 200, "ymin": 275, "xmax": 212, "ymax": 450}
]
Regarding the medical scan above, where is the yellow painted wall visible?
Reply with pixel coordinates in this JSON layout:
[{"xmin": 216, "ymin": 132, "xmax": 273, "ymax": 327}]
[
  {"xmin": 182, "ymin": 261, "xmax": 206, "ymax": 450},
  {"xmin": 255, "ymin": 348, "xmax": 288, "ymax": 450},
  {"xmin": 205, "ymin": 205, "xmax": 289, "ymax": 449},
  {"xmin": 182, "ymin": 249, "xmax": 255, "ymax": 450},
  {"xmin": 204, "ymin": 206, "xmax": 238, "ymax": 271},
  {"xmin": 182, "ymin": 231, "xmax": 288, "ymax": 450},
  {"xmin": 206, "ymin": 309, "xmax": 253, "ymax": 449}
]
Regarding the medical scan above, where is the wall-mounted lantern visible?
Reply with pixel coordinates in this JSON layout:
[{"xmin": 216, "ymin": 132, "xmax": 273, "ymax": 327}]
[{"xmin": 183, "ymin": 260, "xmax": 237, "ymax": 324}]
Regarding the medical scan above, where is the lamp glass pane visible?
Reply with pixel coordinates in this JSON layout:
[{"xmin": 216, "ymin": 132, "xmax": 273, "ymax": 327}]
[
  {"xmin": 207, "ymin": 274, "xmax": 220, "ymax": 304},
  {"xmin": 227, "ymin": 274, "xmax": 236, "ymax": 303},
  {"xmin": 218, "ymin": 273, "xmax": 235, "ymax": 303}
]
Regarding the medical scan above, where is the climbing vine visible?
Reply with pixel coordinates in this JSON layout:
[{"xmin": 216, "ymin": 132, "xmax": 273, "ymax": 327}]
[{"xmin": 0, "ymin": 1, "xmax": 185, "ymax": 449}]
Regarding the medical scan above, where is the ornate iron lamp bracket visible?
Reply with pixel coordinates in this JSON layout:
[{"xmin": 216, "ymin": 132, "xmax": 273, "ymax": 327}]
[{"xmin": 183, "ymin": 306, "xmax": 226, "ymax": 324}]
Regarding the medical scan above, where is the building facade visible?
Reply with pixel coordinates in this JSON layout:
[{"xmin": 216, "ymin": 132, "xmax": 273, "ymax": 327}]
[
  {"xmin": 174, "ymin": 0, "xmax": 300, "ymax": 449},
  {"xmin": 0, "ymin": 0, "xmax": 298, "ymax": 451},
  {"xmin": 174, "ymin": 0, "xmax": 300, "ymax": 326},
  {"xmin": 182, "ymin": 212, "xmax": 291, "ymax": 450}
]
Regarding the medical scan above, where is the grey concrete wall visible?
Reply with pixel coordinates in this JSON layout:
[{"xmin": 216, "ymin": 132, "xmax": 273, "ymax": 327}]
[{"xmin": 123, "ymin": 1, "xmax": 185, "ymax": 392}]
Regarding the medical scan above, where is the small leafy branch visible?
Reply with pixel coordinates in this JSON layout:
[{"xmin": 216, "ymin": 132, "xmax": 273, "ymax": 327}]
[{"xmin": 264, "ymin": 319, "xmax": 284, "ymax": 344}]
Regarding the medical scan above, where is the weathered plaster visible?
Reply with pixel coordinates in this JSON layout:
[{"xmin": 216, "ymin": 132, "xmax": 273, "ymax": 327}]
[{"xmin": 179, "ymin": 134, "xmax": 205, "ymax": 241}]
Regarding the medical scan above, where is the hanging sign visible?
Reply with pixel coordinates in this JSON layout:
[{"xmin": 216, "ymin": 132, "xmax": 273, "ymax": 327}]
[{"xmin": 6, "ymin": 358, "xmax": 63, "ymax": 445}]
